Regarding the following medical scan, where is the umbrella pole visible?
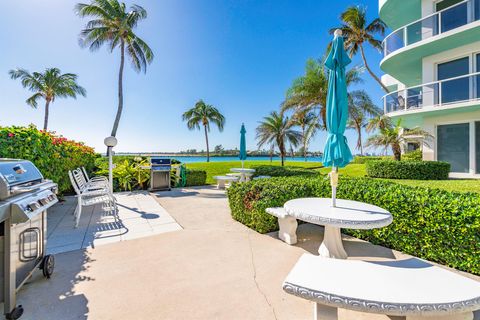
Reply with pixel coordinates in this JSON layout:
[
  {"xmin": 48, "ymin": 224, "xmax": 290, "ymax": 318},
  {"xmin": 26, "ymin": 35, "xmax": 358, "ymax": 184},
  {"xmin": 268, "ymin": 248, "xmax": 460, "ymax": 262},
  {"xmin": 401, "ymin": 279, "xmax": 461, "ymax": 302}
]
[
  {"xmin": 330, "ymin": 167, "xmax": 338, "ymax": 207},
  {"xmin": 241, "ymin": 160, "xmax": 244, "ymax": 169}
]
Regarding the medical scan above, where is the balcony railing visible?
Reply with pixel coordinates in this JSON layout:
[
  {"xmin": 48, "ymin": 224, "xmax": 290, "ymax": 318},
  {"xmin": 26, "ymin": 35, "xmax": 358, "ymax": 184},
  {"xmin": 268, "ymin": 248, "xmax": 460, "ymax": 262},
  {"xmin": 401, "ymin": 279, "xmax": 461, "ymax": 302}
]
[
  {"xmin": 383, "ymin": 0, "xmax": 480, "ymax": 57},
  {"xmin": 383, "ymin": 72, "xmax": 480, "ymax": 114}
]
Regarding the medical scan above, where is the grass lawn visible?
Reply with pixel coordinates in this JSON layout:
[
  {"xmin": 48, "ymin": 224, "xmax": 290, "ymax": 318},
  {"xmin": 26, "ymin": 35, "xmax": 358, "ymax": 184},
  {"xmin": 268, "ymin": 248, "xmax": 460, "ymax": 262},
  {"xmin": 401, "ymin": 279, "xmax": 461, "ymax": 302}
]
[
  {"xmin": 186, "ymin": 161, "xmax": 480, "ymax": 193},
  {"xmin": 186, "ymin": 160, "xmax": 323, "ymax": 184},
  {"xmin": 320, "ymin": 163, "xmax": 480, "ymax": 194}
]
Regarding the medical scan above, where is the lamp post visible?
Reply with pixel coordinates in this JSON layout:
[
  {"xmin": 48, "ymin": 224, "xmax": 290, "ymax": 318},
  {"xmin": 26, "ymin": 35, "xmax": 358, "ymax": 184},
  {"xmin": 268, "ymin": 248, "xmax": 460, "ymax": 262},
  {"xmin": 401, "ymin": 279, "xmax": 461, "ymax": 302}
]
[{"xmin": 104, "ymin": 136, "xmax": 118, "ymax": 192}]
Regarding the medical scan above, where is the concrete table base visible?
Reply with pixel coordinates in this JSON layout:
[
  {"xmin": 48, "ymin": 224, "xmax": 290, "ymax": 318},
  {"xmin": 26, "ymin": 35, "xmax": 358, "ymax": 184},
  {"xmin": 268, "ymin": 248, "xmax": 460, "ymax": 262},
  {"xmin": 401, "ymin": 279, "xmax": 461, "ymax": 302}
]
[
  {"xmin": 318, "ymin": 226, "xmax": 347, "ymax": 259},
  {"xmin": 278, "ymin": 216, "xmax": 298, "ymax": 245}
]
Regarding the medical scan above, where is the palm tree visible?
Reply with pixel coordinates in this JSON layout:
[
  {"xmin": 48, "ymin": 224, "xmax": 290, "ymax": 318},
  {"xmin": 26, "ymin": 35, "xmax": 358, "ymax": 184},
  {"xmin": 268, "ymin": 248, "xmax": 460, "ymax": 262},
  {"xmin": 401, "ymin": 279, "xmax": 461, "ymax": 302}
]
[
  {"xmin": 347, "ymin": 90, "xmax": 381, "ymax": 155},
  {"xmin": 330, "ymin": 6, "xmax": 389, "ymax": 92},
  {"xmin": 365, "ymin": 120, "xmax": 433, "ymax": 160},
  {"xmin": 292, "ymin": 109, "xmax": 321, "ymax": 161},
  {"xmin": 256, "ymin": 111, "xmax": 301, "ymax": 166},
  {"xmin": 9, "ymin": 68, "xmax": 86, "ymax": 130},
  {"xmin": 76, "ymin": 0, "xmax": 154, "ymax": 139},
  {"xmin": 182, "ymin": 100, "xmax": 225, "ymax": 162},
  {"xmin": 282, "ymin": 58, "xmax": 363, "ymax": 128}
]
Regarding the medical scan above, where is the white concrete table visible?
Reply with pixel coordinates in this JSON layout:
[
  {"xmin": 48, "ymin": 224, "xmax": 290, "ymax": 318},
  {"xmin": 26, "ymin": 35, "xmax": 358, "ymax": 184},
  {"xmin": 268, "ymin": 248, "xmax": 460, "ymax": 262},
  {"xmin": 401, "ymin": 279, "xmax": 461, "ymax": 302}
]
[
  {"xmin": 230, "ymin": 168, "xmax": 255, "ymax": 182},
  {"xmin": 283, "ymin": 198, "xmax": 392, "ymax": 259},
  {"xmin": 212, "ymin": 176, "xmax": 239, "ymax": 189},
  {"xmin": 283, "ymin": 254, "xmax": 480, "ymax": 320}
]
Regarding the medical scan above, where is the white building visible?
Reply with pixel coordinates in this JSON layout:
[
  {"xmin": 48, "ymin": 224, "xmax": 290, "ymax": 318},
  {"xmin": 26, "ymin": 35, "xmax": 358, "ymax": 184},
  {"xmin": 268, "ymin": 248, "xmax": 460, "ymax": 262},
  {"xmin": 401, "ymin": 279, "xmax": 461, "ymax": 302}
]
[{"xmin": 380, "ymin": 0, "xmax": 480, "ymax": 177}]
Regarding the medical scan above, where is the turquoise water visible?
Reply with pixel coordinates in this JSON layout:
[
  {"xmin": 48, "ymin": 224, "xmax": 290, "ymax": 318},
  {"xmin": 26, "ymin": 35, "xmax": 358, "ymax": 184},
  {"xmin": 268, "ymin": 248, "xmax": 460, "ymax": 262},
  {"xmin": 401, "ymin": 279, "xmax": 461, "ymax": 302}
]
[{"xmin": 168, "ymin": 156, "xmax": 323, "ymax": 163}]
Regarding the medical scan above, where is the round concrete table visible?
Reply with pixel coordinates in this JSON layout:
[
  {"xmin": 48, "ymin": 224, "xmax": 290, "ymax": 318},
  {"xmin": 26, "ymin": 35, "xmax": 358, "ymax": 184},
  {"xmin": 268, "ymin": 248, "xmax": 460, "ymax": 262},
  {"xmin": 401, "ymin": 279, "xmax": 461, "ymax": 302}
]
[
  {"xmin": 283, "ymin": 198, "xmax": 392, "ymax": 259},
  {"xmin": 230, "ymin": 168, "xmax": 255, "ymax": 182}
]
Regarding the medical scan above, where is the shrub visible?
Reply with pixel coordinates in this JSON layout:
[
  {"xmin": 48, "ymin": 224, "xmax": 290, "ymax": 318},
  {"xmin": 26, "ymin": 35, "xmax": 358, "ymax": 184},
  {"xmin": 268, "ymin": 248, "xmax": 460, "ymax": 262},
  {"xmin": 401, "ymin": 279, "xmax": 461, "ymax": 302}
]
[
  {"xmin": 0, "ymin": 126, "xmax": 97, "ymax": 194},
  {"xmin": 227, "ymin": 176, "xmax": 480, "ymax": 275},
  {"xmin": 402, "ymin": 149, "xmax": 423, "ymax": 161},
  {"xmin": 352, "ymin": 155, "xmax": 387, "ymax": 164},
  {"xmin": 366, "ymin": 160, "xmax": 450, "ymax": 180},
  {"xmin": 252, "ymin": 165, "xmax": 318, "ymax": 177},
  {"xmin": 95, "ymin": 156, "xmax": 150, "ymax": 191},
  {"xmin": 185, "ymin": 169, "xmax": 207, "ymax": 186}
]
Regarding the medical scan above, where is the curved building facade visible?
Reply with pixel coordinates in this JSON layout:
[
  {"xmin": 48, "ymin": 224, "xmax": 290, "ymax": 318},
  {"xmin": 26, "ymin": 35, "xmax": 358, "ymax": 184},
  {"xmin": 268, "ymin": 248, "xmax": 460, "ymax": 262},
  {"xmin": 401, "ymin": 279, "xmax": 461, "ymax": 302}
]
[{"xmin": 380, "ymin": 0, "xmax": 480, "ymax": 177}]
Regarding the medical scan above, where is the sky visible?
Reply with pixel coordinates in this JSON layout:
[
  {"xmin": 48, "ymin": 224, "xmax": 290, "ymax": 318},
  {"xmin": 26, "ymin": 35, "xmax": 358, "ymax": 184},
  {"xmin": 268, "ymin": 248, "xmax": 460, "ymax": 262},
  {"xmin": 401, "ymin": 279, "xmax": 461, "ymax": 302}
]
[{"xmin": 0, "ymin": 0, "xmax": 385, "ymax": 154}]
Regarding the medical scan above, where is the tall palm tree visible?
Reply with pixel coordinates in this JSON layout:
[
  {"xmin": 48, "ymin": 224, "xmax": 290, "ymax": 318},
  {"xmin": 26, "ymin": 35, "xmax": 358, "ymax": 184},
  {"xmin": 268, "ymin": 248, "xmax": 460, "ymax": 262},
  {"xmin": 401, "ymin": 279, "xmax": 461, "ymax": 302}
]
[
  {"xmin": 347, "ymin": 90, "xmax": 381, "ymax": 155},
  {"xmin": 292, "ymin": 109, "xmax": 321, "ymax": 161},
  {"xmin": 9, "ymin": 68, "xmax": 86, "ymax": 130},
  {"xmin": 182, "ymin": 100, "xmax": 225, "ymax": 162},
  {"xmin": 76, "ymin": 0, "xmax": 154, "ymax": 139},
  {"xmin": 256, "ymin": 111, "xmax": 301, "ymax": 166},
  {"xmin": 330, "ymin": 6, "xmax": 389, "ymax": 92},
  {"xmin": 282, "ymin": 58, "xmax": 363, "ymax": 128},
  {"xmin": 365, "ymin": 120, "xmax": 433, "ymax": 160}
]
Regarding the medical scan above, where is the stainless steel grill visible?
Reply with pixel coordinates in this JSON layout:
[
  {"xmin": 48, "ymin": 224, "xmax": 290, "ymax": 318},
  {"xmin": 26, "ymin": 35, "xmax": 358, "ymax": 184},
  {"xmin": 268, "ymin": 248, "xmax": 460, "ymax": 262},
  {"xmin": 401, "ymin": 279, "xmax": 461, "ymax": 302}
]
[
  {"xmin": 0, "ymin": 159, "xmax": 58, "ymax": 320},
  {"xmin": 149, "ymin": 158, "xmax": 171, "ymax": 191}
]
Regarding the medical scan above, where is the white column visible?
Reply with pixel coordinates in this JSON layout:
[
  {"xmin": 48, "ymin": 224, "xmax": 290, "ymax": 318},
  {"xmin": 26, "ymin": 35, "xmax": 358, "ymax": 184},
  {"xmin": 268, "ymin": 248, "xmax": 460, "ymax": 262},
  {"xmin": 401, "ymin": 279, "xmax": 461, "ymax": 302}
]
[{"xmin": 469, "ymin": 121, "xmax": 475, "ymax": 175}]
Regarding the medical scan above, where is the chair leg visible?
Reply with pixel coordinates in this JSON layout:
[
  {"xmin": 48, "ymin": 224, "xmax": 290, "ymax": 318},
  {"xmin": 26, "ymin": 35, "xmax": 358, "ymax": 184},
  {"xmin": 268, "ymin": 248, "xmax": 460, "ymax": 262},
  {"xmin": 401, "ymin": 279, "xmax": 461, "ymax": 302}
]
[{"xmin": 74, "ymin": 198, "xmax": 82, "ymax": 228}]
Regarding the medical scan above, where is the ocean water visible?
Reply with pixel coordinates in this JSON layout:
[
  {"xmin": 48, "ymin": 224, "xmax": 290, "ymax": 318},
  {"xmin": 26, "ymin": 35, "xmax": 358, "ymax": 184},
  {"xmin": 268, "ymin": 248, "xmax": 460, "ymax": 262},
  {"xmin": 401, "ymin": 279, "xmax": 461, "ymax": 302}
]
[{"xmin": 167, "ymin": 156, "xmax": 323, "ymax": 163}]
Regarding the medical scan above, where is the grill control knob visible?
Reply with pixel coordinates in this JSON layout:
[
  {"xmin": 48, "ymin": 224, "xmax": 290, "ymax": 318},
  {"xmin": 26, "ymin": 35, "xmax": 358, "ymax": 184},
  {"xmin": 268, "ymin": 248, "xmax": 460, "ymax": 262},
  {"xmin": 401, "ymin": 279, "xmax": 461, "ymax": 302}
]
[
  {"xmin": 28, "ymin": 202, "xmax": 40, "ymax": 211},
  {"xmin": 39, "ymin": 198, "xmax": 49, "ymax": 205}
]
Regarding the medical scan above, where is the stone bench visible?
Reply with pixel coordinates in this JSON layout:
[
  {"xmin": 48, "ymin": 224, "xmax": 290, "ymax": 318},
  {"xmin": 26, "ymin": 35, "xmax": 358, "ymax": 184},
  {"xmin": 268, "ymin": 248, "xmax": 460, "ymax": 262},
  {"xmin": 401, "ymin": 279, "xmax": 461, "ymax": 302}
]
[
  {"xmin": 212, "ymin": 176, "xmax": 239, "ymax": 189},
  {"xmin": 283, "ymin": 254, "xmax": 480, "ymax": 320},
  {"xmin": 266, "ymin": 207, "xmax": 297, "ymax": 245}
]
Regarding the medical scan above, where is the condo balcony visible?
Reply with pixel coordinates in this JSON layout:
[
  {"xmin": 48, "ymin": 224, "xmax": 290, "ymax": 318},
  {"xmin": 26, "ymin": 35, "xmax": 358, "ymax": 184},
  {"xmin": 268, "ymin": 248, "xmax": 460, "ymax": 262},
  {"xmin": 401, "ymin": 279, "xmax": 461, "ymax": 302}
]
[
  {"xmin": 383, "ymin": 0, "xmax": 480, "ymax": 58},
  {"xmin": 383, "ymin": 72, "xmax": 480, "ymax": 115}
]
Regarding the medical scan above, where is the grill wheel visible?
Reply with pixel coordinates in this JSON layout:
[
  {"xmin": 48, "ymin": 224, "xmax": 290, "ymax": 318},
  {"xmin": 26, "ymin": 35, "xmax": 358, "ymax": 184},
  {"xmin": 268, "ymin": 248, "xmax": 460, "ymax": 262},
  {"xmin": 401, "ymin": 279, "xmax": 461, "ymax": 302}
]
[{"xmin": 40, "ymin": 254, "xmax": 55, "ymax": 279}]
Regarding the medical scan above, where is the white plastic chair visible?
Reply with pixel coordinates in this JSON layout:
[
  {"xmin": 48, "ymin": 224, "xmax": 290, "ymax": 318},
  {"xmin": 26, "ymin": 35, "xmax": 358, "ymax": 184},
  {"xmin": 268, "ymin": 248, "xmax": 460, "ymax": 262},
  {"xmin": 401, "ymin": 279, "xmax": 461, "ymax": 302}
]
[{"xmin": 69, "ymin": 170, "xmax": 116, "ymax": 228}]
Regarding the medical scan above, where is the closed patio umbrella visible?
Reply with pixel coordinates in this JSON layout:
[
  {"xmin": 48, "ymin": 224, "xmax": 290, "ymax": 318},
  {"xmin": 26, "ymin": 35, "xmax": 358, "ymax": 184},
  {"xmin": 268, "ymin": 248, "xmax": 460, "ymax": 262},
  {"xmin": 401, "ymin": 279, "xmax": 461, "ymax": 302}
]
[
  {"xmin": 239, "ymin": 123, "xmax": 247, "ymax": 168},
  {"xmin": 322, "ymin": 29, "xmax": 353, "ymax": 207}
]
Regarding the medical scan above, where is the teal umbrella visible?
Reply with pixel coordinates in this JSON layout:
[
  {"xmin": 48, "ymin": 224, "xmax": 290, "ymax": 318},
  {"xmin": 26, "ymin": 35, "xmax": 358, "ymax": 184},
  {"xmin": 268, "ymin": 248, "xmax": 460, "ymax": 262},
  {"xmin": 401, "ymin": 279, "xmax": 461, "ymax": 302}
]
[
  {"xmin": 322, "ymin": 30, "xmax": 353, "ymax": 207},
  {"xmin": 239, "ymin": 123, "xmax": 247, "ymax": 168}
]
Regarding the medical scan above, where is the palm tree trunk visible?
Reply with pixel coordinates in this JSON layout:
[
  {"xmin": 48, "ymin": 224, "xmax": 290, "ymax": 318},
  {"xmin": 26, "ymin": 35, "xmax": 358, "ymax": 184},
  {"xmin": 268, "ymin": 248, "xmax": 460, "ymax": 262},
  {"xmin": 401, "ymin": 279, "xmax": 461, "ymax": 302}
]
[
  {"xmin": 302, "ymin": 125, "xmax": 307, "ymax": 161},
  {"xmin": 356, "ymin": 123, "xmax": 363, "ymax": 155},
  {"xmin": 359, "ymin": 44, "xmax": 390, "ymax": 93},
  {"xmin": 43, "ymin": 99, "xmax": 50, "ymax": 131},
  {"xmin": 269, "ymin": 145, "xmax": 273, "ymax": 163},
  {"xmin": 392, "ymin": 142, "xmax": 402, "ymax": 161},
  {"xmin": 111, "ymin": 39, "xmax": 125, "ymax": 138},
  {"xmin": 204, "ymin": 124, "xmax": 210, "ymax": 162}
]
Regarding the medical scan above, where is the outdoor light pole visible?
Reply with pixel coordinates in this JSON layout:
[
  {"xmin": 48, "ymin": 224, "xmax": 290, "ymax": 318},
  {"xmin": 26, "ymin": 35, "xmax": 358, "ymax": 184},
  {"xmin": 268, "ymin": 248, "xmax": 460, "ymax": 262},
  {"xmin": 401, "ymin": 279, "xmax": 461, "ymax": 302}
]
[{"xmin": 104, "ymin": 136, "xmax": 118, "ymax": 191}]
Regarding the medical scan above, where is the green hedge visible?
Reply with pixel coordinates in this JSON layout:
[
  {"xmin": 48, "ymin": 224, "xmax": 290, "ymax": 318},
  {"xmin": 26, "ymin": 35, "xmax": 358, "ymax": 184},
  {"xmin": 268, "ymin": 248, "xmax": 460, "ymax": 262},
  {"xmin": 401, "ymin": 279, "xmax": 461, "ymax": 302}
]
[
  {"xmin": 366, "ymin": 160, "xmax": 450, "ymax": 180},
  {"xmin": 402, "ymin": 149, "xmax": 422, "ymax": 161},
  {"xmin": 227, "ymin": 176, "xmax": 480, "ymax": 275},
  {"xmin": 352, "ymin": 156, "xmax": 386, "ymax": 164},
  {"xmin": 0, "ymin": 126, "xmax": 97, "ymax": 194},
  {"xmin": 185, "ymin": 169, "xmax": 207, "ymax": 186},
  {"xmin": 252, "ymin": 165, "xmax": 318, "ymax": 177}
]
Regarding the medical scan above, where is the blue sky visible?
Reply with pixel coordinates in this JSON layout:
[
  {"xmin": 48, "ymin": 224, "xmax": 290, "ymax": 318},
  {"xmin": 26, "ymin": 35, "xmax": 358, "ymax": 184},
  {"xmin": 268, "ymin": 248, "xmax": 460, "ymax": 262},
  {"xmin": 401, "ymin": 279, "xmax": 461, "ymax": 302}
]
[{"xmin": 0, "ymin": 0, "xmax": 384, "ymax": 153}]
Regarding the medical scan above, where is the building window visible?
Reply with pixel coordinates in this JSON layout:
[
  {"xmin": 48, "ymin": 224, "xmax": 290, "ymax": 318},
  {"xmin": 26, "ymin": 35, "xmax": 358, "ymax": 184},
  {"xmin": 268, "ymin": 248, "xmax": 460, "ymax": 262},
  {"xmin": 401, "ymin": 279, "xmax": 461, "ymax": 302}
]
[
  {"xmin": 437, "ymin": 57, "xmax": 470, "ymax": 104},
  {"xmin": 437, "ymin": 123, "xmax": 470, "ymax": 173},
  {"xmin": 406, "ymin": 142, "xmax": 420, "ymax": 152},
  {"xmin": 476, "ymin": 53, "xmax": 480, "ymax": 100},
  {"xmin": 436, "ymin": 0, "xmax": 469, "ymax": 32}
]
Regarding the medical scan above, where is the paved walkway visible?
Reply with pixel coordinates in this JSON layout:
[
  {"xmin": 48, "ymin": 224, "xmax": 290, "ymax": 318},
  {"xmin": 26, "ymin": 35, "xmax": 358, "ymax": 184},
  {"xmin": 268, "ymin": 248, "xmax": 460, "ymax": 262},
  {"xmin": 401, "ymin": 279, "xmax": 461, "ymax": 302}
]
[
  {"xmin": 47, "ymin": 192, "xmax": 181, "ymax": 254},
  {"xmin": 13, "ymin": 186, "xmax": 480, "ymax": 320}
]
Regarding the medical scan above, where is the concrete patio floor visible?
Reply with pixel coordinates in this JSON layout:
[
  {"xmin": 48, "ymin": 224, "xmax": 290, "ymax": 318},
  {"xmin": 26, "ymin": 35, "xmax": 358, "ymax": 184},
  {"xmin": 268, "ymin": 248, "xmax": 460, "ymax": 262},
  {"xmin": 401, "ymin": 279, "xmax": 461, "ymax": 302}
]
[
  {"xmin": 13, "ymin": 186, "xmax": 480, "ymax": 320},
  {"xmin": 47, "ymin": 191, "xmax": 182, "ymax": 254}
]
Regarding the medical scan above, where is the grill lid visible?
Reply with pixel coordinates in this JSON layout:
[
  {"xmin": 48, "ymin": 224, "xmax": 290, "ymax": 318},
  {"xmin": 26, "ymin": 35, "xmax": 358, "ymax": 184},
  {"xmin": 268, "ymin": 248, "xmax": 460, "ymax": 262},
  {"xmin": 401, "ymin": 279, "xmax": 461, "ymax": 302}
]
[{"xmin": 0, "ymin": 159, "xmax": 43, "ymax": 187}]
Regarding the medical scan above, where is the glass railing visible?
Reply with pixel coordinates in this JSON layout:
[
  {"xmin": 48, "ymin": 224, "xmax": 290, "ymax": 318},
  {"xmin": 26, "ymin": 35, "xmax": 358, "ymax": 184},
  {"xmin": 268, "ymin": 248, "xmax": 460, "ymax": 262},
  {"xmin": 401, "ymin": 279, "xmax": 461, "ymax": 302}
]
[
  {"xmin": 383, "ymin": 0, "xmax": 479, "ymax": 57},
  {"xmin": 383, "ymin": 72, "xmax": 480, "ymax": 114}
]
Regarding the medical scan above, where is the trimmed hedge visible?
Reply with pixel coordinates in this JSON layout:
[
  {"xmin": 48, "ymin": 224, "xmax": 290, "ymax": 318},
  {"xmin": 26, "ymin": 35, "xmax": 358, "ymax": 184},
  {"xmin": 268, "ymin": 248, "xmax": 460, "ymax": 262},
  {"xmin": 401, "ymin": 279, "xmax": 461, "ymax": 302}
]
[
  {"xmin": 227, "ymin": 176, "xmax": 480, "ymax": 275},
  {"xmin": 352, "ymin": 156, "xmax": 386, "ymax": 164},
  {"xmin": 185, "ymin": 169, "xmax": 207, "ymax": 186},
  {"xmin": 366, "ymin": 160, "xmax": 450, "ymax": 180},
  {"xmin": 402, "ymin": 149, "xmax": 422, "ymax": 161},
  {"xmin": 0, "ymin": 126, "xmax": 97, "ymax": 194},
  {"xmin": 252, "ymin": 165, "xmax": 318, "ymax": 177}
]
